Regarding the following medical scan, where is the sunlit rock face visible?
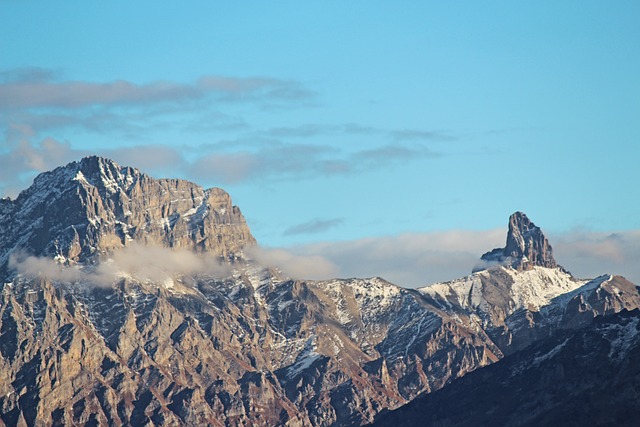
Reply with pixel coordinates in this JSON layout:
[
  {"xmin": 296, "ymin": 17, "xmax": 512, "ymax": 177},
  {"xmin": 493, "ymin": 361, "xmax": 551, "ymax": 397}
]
[
  {"xmin": 0, "ymin": 159, "xmax": 638, "ymax": 426},
  {"xmin": 0, "ymin": 156, "xmax": 255, "ymax": 268},
  {"xmin": 478, "ymin": 211, "xmax": 560, "ymax": 272}
]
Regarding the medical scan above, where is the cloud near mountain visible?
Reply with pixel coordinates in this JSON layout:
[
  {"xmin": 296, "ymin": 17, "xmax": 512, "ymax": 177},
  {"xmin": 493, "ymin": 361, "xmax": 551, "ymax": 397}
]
[
  {"xmin": 9, "ymin": 242, "xmax": 230, "ymax": 287},
  {"xmin": 264, "ymin": 229, "xmax": 640, "ymax": 287}
]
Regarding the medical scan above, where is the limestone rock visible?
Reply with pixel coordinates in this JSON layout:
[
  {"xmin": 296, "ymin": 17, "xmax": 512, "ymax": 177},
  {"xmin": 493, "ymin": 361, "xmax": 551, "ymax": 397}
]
[
  {"xmin": 478, "ymin": 211, "xmax": 560, "ymax": 271},
  {"xmin": 371, "ymin": 310, "xmax": 640, "ymax": 427},
  {"xmin": 0, "ymin": 160, "xmax": 638, "ymax": 426},
  {"xmin": 0, "ymin": 157, "xmax": 255, "ymax": 270}
]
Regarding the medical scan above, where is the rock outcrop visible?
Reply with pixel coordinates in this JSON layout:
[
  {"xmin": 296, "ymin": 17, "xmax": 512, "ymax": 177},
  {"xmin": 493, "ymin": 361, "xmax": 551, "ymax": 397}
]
[
  {"xmin": 0, "ymin": 159, "xmax": 638, "ymax": 426},
  {"xmin": 478, "ymin": 211, "xmax": 559, "ymax": 271},
  {"xmin": 0, "ymin": 156, "xmax": 255, "ymax": 268},
  {"xmin": 371, "ymin": 309, "xmax": 640, "ymax": 427}
]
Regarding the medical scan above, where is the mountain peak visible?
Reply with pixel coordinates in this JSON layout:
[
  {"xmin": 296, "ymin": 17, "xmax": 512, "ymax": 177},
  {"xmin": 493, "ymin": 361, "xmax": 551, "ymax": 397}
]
[
  {"xmin": 0, "ymin": 157, "xmax": 256, "ymax": 267},
  {"xmin": 477, "ymin": 212, "xmax": 561, "ymax": 272},
  {"xmin": 74, "ymin": 156, "xmax": 142, "ymax": 193}
]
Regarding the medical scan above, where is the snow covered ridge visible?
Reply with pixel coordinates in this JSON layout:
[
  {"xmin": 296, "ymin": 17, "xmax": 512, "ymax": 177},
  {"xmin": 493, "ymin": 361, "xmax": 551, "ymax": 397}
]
[
  {"xmin": 2, "ymin": 158, "xmax": 640, "ymax": 426},
  {"xmin": 420, "ymin": 266, "xmax": 588, "ymax": 314}
]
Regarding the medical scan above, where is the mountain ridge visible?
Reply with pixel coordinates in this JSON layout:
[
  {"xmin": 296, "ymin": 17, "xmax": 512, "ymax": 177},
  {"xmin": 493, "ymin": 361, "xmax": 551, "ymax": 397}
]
[
  {"xmin": 0, "ymin": 156, "xmax": 638, "ymax": 426},
  {"xmin": 370, "ymin": 309, "xmax": 640, "ymax": 427},
  {"xmin": 0, "ymin": 156, "xmax": 255, "ymax": 272}
]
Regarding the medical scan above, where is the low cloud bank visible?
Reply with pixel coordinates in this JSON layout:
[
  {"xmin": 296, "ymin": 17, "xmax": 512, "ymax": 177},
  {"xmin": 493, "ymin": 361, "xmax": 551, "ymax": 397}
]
[
  {"xmin": 9, "ymin": 231, "xmax": 639, "ymax": 290},
  {"xmin": 292, "ymin": 229, "xmax": 505, "ymax": 287},
  {"xmin": 247, "ymin": 246, "xmax": 340, "ymax": 280},
  {"xmin": 9, "ymin": 243, "xmax": 229, "ymax": 286},
  {"xmin": 248, "ymin": 230, "xmax": 504, "ymax": 287},
  {"xmin": 251, "ymin": 229, "xmax": 640, "ymax": 288},
  {"xmin": 552, "ymin": 230, "xmax": 640, "ymax": 282}
]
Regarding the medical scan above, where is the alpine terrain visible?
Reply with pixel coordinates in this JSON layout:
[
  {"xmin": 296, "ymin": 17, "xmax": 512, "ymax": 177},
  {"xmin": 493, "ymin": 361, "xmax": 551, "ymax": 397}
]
[
  {"xmin": 0, "ymin": 156, "xmax": 638, "ymax": 426},
  {"xmin": 371, "ymin": 309, "xmax": 640, "ymax": 427}
]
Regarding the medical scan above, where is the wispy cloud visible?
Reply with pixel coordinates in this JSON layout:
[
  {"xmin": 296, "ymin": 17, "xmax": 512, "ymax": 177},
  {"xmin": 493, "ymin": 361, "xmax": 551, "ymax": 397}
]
[
  {"xmin": 256, "ymin": 229, "xmax": 640, "ymax": 288},
  {"xmin": 0, "ymin": 67, "xmax": 449, "ymax": 195},
  {"xmin": 9, "ymin": 242, "xmax": 229, "ymax": 287},
  {"xmin": 247, "ymin": 246, "xmax": 339, "ymax": 280},
  {"xmin": 552, "ymin": 230, "xmax": 640, "ymax": 282},
  {"xmin": 390, "ymin": 129, "xmax": 456, "ymax": 142},
  {"xmin": 103, "ymin": 145, "xmax": 185, "ymax": 177},
  {"xmin": 0, "ymin": 124, "xmax": 188, "ymax": 196},
  {"xmin": 188, "ymin": 142, "xmax": 334, "ymax": 183},
  {"xmin": 0, "ymin": 68, "xmax": 317, "ymax": 195},
  {"xmin": 356, "ymin": 144, "xmax": 440, "ymax": 163},
  {"xmin": 283, "ymin": 218, "xmax": 343, "ymax": 236},
  {"xmin": 0, "ymin": 131, "xmax": 81, "ymax": 196},
  {"xmin": 0, "ymin": 72, "xmax": 313, "ymax": 110},
  {"xmin": 290, "ymin": 229, "xmax": 505, "ymax": 286},
  {"xmin": 264, "ymin": 123, "xmax": 455, "ymax": 142},
  {"xmin": 0, "ymin": 137, "xmax": 439, "ymax": 197},
  {"xmin": 182, "ymin": 112, "xmax": 249, "ymax": 133},
  {"xmin": 0, "ymin": 67, "xmax": 60, "ymax": 83},
  {"xmin": 188, "ymin": 141, "xmax": 438, "ymax": 184},
  {"xmin": 0, "ymin": 68, "xmax": 316, "ymax": 147}
]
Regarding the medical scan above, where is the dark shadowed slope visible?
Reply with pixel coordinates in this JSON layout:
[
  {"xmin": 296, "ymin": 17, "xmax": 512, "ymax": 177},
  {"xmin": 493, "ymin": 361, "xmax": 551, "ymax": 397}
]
[{"xmin": 371, "ymin": 309, "xmax": 640, "ymax": 427}]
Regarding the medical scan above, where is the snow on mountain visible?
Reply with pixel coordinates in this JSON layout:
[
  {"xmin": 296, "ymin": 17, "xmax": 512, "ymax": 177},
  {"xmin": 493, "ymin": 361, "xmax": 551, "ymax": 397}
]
[
  {"xmin": 422, "ymin": 266, "xmax": 586, "ymax": 316},
  {"xmin": 371, "ymin": 309, "xmax": 640, "ymax": 427},
  {"xmin": 1, "ymin": 157, "xmax": 640, "ymax": 426}
]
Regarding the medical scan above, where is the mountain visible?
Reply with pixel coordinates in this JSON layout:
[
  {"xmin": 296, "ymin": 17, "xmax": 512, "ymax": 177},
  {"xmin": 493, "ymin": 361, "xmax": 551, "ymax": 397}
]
[
  {"xmin": 0, "ymin": 157, "xmax": 638, "ymax": 426},
  {"xmin": 0, "ymin": 155, "xmax": 255, "ymax": 270},
  {"xmin": 370, "ymin": 309, "xmax": 640, "ymax": 427},
  {"xmin": 477, "ymin": 211, "xmax": 560, "ymax": 271},
  {"xmin": 421, "ymin": 212, "xmax": 640, "ymax": 354}
]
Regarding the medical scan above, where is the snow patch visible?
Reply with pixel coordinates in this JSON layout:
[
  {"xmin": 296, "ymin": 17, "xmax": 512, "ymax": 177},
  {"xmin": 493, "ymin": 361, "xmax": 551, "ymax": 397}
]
[
  {"xmin": 532, "ymin": 339, "xmax": 569, "ymax": 366},
  {"xmin": 285, "ymin": 337, "xmax": 321, "ymax": 378},
  {"xmin": 606, "ymin": 317, "xmax": 640, "ymax": 361},
  {"xmin": 421, "ymin": 267, "xmax": 587, "ymax": 315}
]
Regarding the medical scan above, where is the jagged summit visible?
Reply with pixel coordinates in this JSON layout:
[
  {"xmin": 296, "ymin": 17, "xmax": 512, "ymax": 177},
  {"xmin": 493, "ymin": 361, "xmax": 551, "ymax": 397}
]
[
  {"xmin": 0, "ymin": 156, "xmax": 256, "ymax": 267},
  {"xmin": 1, "ymin": 160, "xmax": 639, "ymax": 426},
  {"xmin": 477, "ymin": 212, "xmax": 561, "ymax": 272}
]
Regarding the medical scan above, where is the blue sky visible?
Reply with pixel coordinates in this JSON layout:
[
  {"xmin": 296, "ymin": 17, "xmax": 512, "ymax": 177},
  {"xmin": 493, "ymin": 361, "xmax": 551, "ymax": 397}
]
[{"xmin": 1, "ymin": 1, "xmax": 639, "ymax": 285}]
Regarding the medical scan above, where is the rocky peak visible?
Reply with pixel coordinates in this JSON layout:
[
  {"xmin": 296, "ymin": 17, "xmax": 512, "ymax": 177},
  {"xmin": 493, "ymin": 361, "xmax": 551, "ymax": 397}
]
[
  {"xmin": 0, "ymin": 156, "xmax": 256, "ymax": 267},
  {"xmin": 73, "ymin": 155, "xmax": 140, "ymax": 192},
  {"xmin": 478, "ymin": 212, "xmax": 560, "ymax": 272},
  {"xmin": 17, "ymin": 156, "xmax": 138, "ymax": 202}
]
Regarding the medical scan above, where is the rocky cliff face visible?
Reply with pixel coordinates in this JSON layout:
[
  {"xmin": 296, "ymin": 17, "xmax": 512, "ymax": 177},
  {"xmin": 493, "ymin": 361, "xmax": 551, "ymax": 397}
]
[
  {"xmin": 0, "ymin": 156, "xmax": 255, "ymax": 268},
  {"xmin": 0, "ymin": 158, "xmax": 638, "ymax": 426},
  {"xmin": 371, "ymin": 309, "xmax": 640, "ymax": 427},
  {"xmin": 423, "ymin": 212, "xmax": 640, "ymax": 355},
  {"xmin": 478, "ymin": 211, "xmax": 559, "ymax": 271},
  {"xmin": 0, "ymin": 269, "xmax": 502, "ymax": 426}
]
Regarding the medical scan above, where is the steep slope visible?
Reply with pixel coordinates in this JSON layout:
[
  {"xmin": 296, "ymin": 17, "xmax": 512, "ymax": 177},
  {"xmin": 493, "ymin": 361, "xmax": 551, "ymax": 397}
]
[
  {"xmin": 0, "ymin": 156, "xmax": 255, "ymax": 268},
  {"xmin": 371, "ymin": 309, "xmax": 640, "ymax": 427},
  {"xmin": 477, "ymin": 211, "xmax": 560, "ymax": 271},
  {"xmin": 420, "ymin": 213, "xmax": 640, "ymax": 354},
  {"xmin": 0, "ymin": 266, "xmax": 501, "ymax": 426},
  {"xmin": 0, "ymin": 158, "xmax": 638, "ymax": 426}
]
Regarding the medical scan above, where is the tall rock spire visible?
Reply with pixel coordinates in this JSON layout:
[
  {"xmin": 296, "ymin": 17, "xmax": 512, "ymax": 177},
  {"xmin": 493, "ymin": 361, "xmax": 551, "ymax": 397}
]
[{"xmin": 478, "ymin": 212, "xmax": 561, "ymax": 271}]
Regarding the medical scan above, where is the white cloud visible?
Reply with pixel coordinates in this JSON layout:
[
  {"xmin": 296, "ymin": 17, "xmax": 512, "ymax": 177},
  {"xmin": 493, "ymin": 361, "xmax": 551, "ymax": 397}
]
[
  {"xmin": 8, "ymin": 228, "xmax": 640, "ymax": 290},
  {"xmin": 9, "ymin": 251, "xmax": 84, "ymax": 283},
  {"xmin": 289, "ymin": 229, "xmax": 505, "ymax": 287},
  {"xmin": 246, "ymin": 246, "xmax": 340, "ymax": 280},
  {"xmin": 259, "ymin": 229, "xmax": 640, "ymax": 288},
  {"xmin": 551, "ymin": 230, "xmax": 640, "ymax": 282},
  {"xmin": 9, "ymin": 243, "xmax": 229, "ymax": 287}
]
